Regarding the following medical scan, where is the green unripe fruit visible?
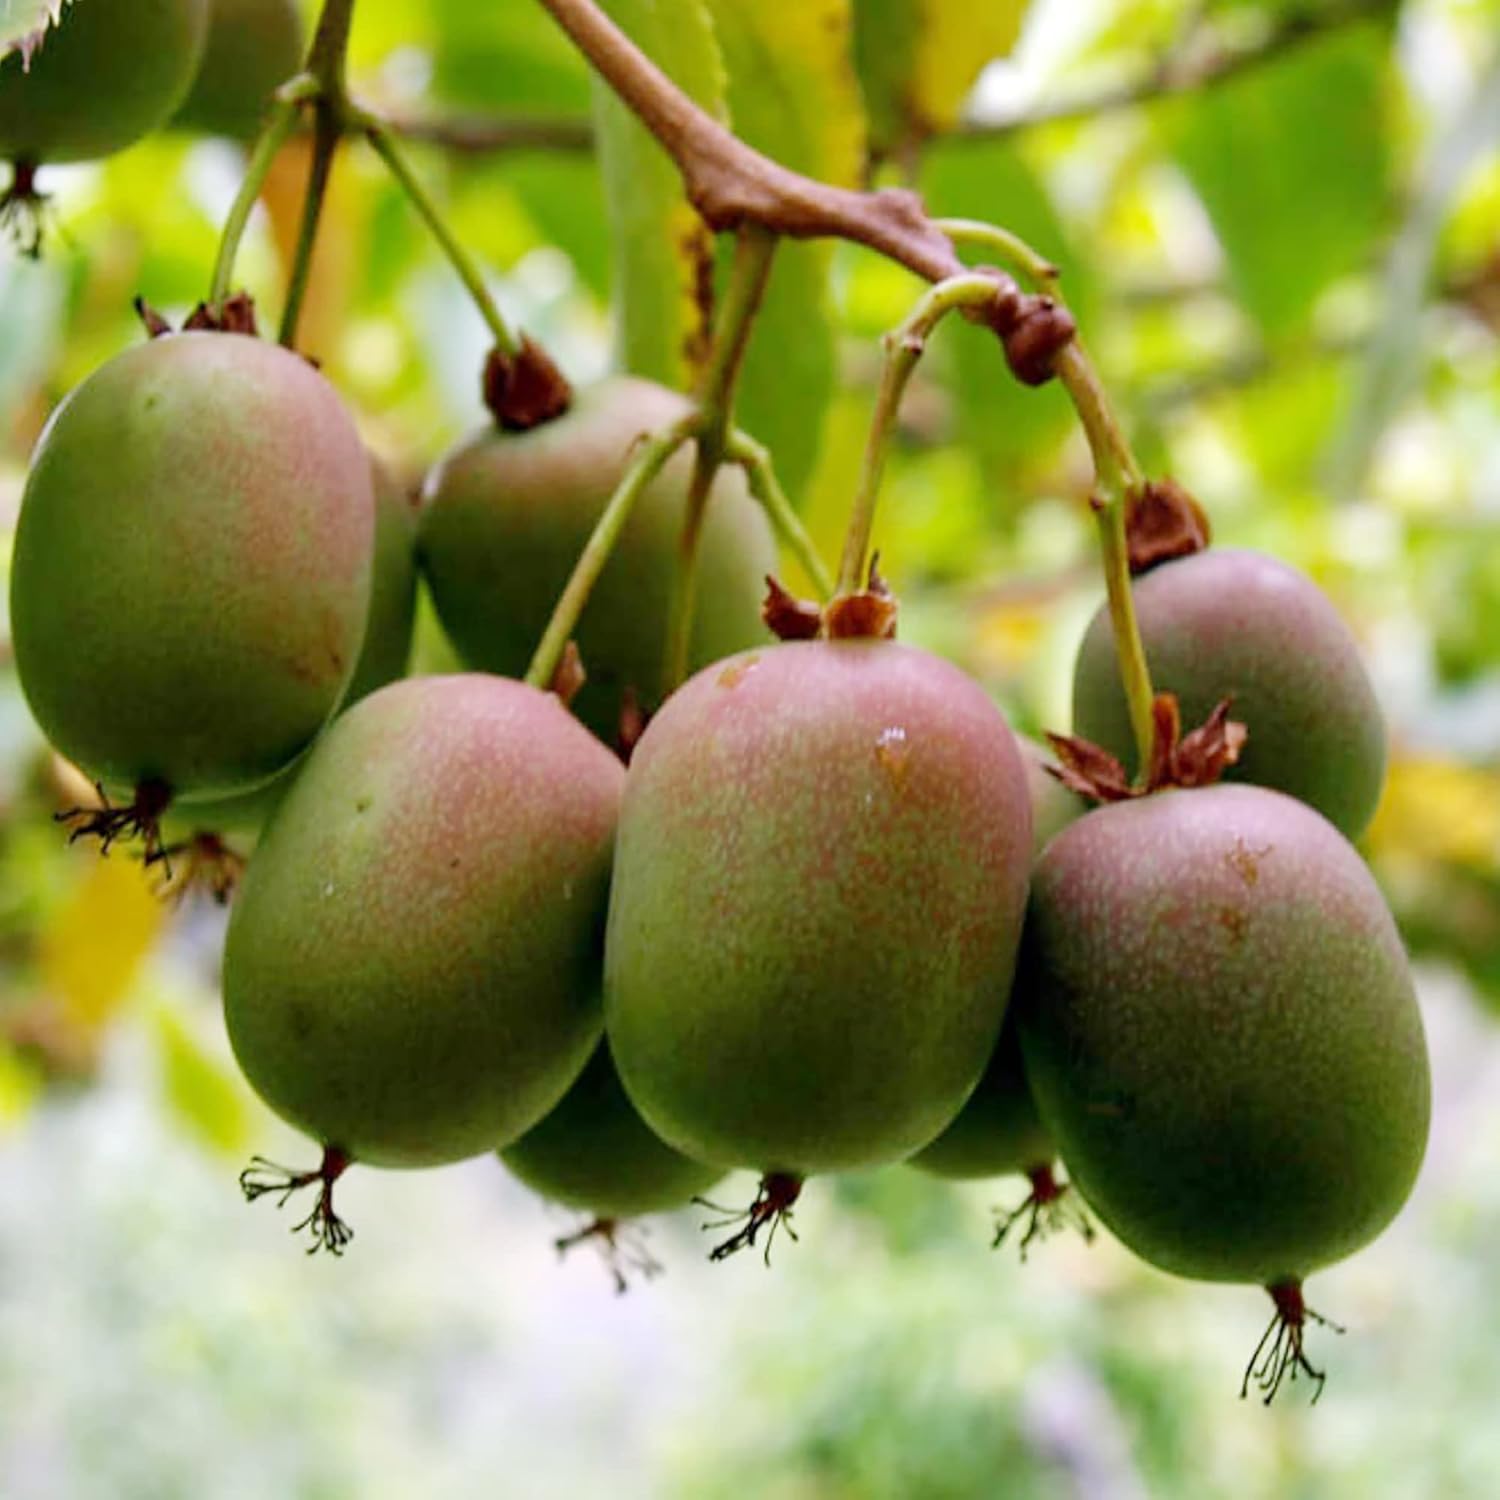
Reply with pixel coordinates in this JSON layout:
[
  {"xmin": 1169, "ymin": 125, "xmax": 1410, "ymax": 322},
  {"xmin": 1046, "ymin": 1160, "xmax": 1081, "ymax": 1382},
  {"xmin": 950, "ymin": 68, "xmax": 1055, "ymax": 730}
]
[
  {"xmin": 0, "ymin": 0, "xmax": 209, "ymax": 164},
  {"xmin": 1016, "ymin": 783, "xmax": 1430, "ymax": 1285},
  {"xmin": 501, "ymin": 1042, "xmax": 725, "ymax": 1218},
  {"xmin": 224, "ymin": 674, "xmax": 622, "ymax": 1167},
  {"xmin": 907, "ymin": 1022, "xmax": 1050, "ymax": 1181},
  {"xmin": 170, "ymin": 0, "xmax": 304, "ymax": 140},
  {"xmin": 606, "ymin": 640, "xmax": 1034, "ymax": 1175},
  {"xmin": 10, "ymin": 332, "xmax": 374, "ymax": 802},
  {"xmin": 418, "ymin": 377, "xmax": 777, "ymax": 740},
  {"xmin": 1072, "ymin": 549, "xmax": 1386, "ymax": 838},
  {"xmin": 162, "ymin": 457, "xmax": 417, "ymax": 842}
]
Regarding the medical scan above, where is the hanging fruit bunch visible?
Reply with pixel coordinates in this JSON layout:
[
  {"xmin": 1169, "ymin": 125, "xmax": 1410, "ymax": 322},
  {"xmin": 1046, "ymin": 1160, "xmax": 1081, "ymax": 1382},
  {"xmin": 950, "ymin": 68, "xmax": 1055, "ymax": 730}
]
[{"xmin": 1, "ymin": 0, "xmax": 1431, "ymax": 1410}]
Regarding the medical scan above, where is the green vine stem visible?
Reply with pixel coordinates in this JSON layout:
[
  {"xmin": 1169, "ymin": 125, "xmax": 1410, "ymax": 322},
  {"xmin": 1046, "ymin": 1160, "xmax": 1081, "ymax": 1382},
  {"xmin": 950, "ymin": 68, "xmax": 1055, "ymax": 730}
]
[
  {"xmin": 207, "ymin": 79, "xmax": 316, "ymax": 309},
  {"xmin": 524, "ymin": 418, "xmax": 698, "ymax": 692},
  {"xmin": 277, "ymin": 109, "xmax": 340, "ymax": 348},
  {"xmin": 659, "ymin": 225, "xmax": 778, "ymax": 696},
  {"xmin": 836, "ymin": 272, "xmax": 1007, "ymax": 597},
  {"xmin": 724, "ymin": 430, "xmax": 834, "ymax": 600},
  {"xmin": 940, "ymin": 218, "xmax": 1157, "ymax": 774},
  {"xmin": 358, "ymin": 113, "xmax": 520, "ymax": 358}
]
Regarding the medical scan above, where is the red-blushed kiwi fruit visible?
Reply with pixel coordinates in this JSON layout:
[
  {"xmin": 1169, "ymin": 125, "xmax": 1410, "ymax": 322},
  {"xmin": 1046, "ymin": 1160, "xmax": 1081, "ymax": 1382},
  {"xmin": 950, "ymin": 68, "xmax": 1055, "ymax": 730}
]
[
  {"xmin": 223, "ymin": 674, "xmax": 623, "ymax": 1167},
  {"xmin": 418, "ymin": 376, "xmax": 777, "ymax": 740},
  {"xmin": 159, "ymin": 455, "xmax": 418, "ymax": 847},
  {"xmin": 0, "ymin": 0, "xmax": 209, "ymax": 164},
  {"xmin": 1015, "ymin": 783, "xmax": 1429, "ymax": 1287},
  {"xmin": 1072, "ymin": 549, "xmax": 1386, "ymax": 838},
  {"xmin": 605, "ymin": 639, "xmax": 1034, "ymax": 1176},
  {"xmin": 170, "ymin": 0, "xmax": 304, "ymax": 141},
  {"xmin": 10, "ymin": 332, "xmax": 374, "ymax": 804},
  {"xmin": 501, "ymin": 1041, "xmax": 725, "ymax": 1219}
]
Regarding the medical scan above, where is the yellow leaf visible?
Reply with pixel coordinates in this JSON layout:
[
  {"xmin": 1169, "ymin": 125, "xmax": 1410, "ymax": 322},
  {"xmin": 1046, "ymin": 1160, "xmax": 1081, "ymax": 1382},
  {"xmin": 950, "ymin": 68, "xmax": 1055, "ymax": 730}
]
[
  {"xmin": 39, "ymin": 857, "xmax": 163, "ymax": 1033},
  {"xmin": 0, "ymin": 1045, "xmax": 40, "ymax": 1133},
  {"xmin": 1365, "ymin": 758, "xmax": 1500, "ymax": 871},
  {"xmin": 911, "ymin": 0, "xmax": 1027, "ymax": 133},
  {"xmin": 151, "ymin": 1001, "xmax": 253, "ymax": 1158}
]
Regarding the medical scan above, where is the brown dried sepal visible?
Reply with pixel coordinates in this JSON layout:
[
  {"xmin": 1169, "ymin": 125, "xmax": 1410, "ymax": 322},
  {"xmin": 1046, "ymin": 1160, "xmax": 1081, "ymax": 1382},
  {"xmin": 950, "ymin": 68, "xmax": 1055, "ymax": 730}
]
[
  {"xmin": 615, "ymin": 686, "xmax": 649, "ymax": 766},
  {"xmin": 548, "ymin": 640, "xmax": 587, "ymax": 708},
  {"xmin": 484, "ymin": 336, "xmax": 572, "ymax": 431},
  {"xmin": 55, "ymin": 778, "xmax": 173, "ymax": 863},
  {"xmin": 824, "ymin": 555, "xmax": 898, "ymax": 641},
  {"xmin": 183, "ymin": 291, "xmax": 260, "ymax": 336},
  {"xmin": 1126, "ymin": 478, "xmax": 1212, "ymax": 575},
  {"xmin": 1045, "ymin": 694, "xmax": 1246, "ymax": 803},
  {"xmin": 133, "ymin": 296, "xmax": 174, "ymax": 339},
  {"xmin": 762, "ymin": 575, "xmax": 823, "ymax": 641}
]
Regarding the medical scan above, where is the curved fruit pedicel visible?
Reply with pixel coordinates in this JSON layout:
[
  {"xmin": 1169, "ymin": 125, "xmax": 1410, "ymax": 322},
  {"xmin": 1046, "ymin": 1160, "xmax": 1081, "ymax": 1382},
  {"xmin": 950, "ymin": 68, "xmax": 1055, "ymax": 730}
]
[
  {"xmin": 418, "ymin": 376, "xmax": 777, "ymax": 740},
  {"xmin": 224, "ymin": 675, "xmax": 623, "ymax": 1188},
  {"xmin": 1072, "ymin": 549, "xmax": 1387, "ymax": 838},
  {"xmin": 605, "ymin": 639, "xmax": 1033, "ymax": 1183},
  {"xmin": 10, "ymin": 332, "xmax": 375, "ymax": 808},
  {"xmin": 0, "ymin": 0, "xmax": 210, "ymax": 165}
]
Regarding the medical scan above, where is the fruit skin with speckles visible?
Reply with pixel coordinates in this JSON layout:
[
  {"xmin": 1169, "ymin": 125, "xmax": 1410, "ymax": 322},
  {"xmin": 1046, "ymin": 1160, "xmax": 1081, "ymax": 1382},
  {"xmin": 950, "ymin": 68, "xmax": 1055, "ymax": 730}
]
[
  {"xmin": 170, "ymin": 0, "xmax": 304, "ymax": 141},
  {"xmin": 223, "ymin": 674, "xmax": 623, "ymax": 1168},
  {"xmin": 1016, "ymin": 783, "xmax": 1429, "ymax": 1284},
  {"xmin": 605, "ymin": 639, "xmax": 1034, "ymax": 1175},
  {"xmin": 10, "ymin": 333, "xmax": 374, "ymax": 803},
  {"xmin": 418, "ymin": 376, "xmax": 777, "ymax": 740},
  {"xmin": 1072, "ymin": 549, "xmax": 1386, "ymax": 838},
  {"xmin": 161, "ymin": 456, "xmax": 418, "ymax": 842},
  {"xmin": 501, "ymin": 1041, "xmax": 725, "ymax": 1217},
  {"xmin": 0, "ymin": 0, "xmax": 209, "ymax": 165}
]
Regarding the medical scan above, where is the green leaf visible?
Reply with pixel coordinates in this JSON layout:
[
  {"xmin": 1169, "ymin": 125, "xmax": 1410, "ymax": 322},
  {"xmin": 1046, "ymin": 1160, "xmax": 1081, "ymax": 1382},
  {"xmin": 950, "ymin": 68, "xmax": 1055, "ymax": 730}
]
[
  {"xmin": 853, "ymin": 0, "xmax": 1029, "ymax": 154},
  {"xmin": 705, "ymin": 0, "xmax": 866, "ymax": 498},
  {"xmin": 1, "ymin": 0, "xmax": 65, "ymax": 63},
  {"xmin": 427, "ymin": 0, "xmax": 593, "ymax": 115},
  {"xmin": 1167, "ymin": 23, "xmax": 1394, "ymax": 335},
  {"xmin": 592, "ymin": 0, "xmax": 728, "ymax": 389},
  {"xmin": 921, "ymin": 138, "xmax": 1096, "ymax": 482},
  {"xmin": 151, "ymin": 1000, "xmax": 252, "ymax": 1158}
]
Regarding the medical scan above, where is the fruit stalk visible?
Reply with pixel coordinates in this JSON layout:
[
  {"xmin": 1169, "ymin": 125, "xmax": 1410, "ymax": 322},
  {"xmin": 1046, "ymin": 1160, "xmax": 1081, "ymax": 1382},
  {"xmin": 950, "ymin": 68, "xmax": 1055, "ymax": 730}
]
[
  {"xmin": 836, "ymin": 273, "xmax": 1009, "ymax": 597},
  {"xmin": 940, "ymin": 218, "xmax": 1157, "ymax": 773},
  {"xmin": 660, "ymin": 225, "xmax": 778, "ymax": 696},
  {"xmin": 724, "ymin": 430, "xmax": 834, "ymax": 600},
  {"xmin": 359, "ymin": 115, "xmax": 521, "ymax": 358},
  {"xmin": 523, "ymin": 416, "xmax": 699, "ymax": 693},
  {"xmin": 207, "ymin": 78, "xmax": 317, "ymax": 309}
]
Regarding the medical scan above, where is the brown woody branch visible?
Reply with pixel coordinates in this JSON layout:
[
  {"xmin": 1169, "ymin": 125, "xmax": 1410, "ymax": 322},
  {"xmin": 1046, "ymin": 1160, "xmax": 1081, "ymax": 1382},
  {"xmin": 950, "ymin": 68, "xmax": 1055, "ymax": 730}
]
[
  {"xmin": 534, "ymin": 0, "xmax": 964, "ymax": 283},
  {"xmin": 384, "ymin": 112, "xmax": 594, "ymax": 154}
]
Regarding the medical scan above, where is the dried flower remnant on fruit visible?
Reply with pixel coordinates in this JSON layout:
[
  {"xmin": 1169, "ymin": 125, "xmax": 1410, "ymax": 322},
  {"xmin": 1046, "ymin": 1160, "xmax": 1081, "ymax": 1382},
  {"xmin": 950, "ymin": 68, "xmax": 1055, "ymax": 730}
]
[
  {"xmin": 991, "ymin": 1162, "xmax": 1095, "ymax": 1261},
  {"xmin": 0, "ymin": 159, "xmax": 49, "ymax": 257},
  {"xmin": 697, "ymin": 1173, "xmax": 803, "ymax": 1265},
  {"xmin": 146, "ymin": 831, "xmax": 247, "ymax": 907},
  {"xmin": 1242, "ymin": 1279, "xmax": 1344, "ymax": 1406},
  {"xmin": 183, "ymin": 291, "xmax": 260, "ymax": 337},
  {"xmin": 615, "ymin": 686, "xmax": 648, "ymax": 765},
  {"xmin": 1045, "ymin": 694, "xmax": 1245, "ymax": 803},
  {"xmin": 554, "ymin": 1216, "xmax": 663, "ymax": 1295},
  {"xmin": 483, "ymin": 337, "xmax": 573, "ymax": 431},
  {"xmin": 240, "ymin": 1146, "xmax": 354, "ymax": 1256},
  {"xmin": 1126, "ymin": 478, "xmax": 1212, "ymax": 575},
  {"xmin": 825, "ymin": 556, "xmax": 899, "ymax": 641},
  {"xmin": 55, "ymin": 777, "xmax": 173, "ymax": 863},
  {"xmin": 762, "ymin": 575, "xmax": 823, "ymax": 641},
  {"xmin": 548, "ymin": 640, "xmax": 588, "ymax": 708}
]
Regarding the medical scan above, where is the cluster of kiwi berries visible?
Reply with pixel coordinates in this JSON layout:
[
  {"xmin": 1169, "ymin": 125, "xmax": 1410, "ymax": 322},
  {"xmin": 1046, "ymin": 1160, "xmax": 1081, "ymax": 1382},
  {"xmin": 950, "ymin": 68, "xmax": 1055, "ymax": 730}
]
[{"xmin": 3, "ymin": 0, "xmax": 1430, "ymax": 1409}]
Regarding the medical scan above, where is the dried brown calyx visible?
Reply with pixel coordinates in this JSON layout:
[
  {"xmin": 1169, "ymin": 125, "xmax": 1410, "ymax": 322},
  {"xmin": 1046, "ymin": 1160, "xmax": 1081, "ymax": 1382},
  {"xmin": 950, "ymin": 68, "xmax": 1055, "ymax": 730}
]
[
  {"xmin": 547, "ymin": 640, "xmax": 588, "ymax": 709},
  {"xmin": 771, "ymin": 556, "xmax": 898, "ymax": 644},
  {"xmin": 1, "ymin": 159, "xmax": 51, "ymax": 258},
  {"xmin": 55, "ymin": 777, "xmax": 173, "ymax": 864},
  {"xmin": 484, "ymin": 336, "xmax": 573, "ymax": 431},
  {"xmin": 1125, "ymin": 478, "xmax": 1212, "ymax": 575},
  {"xmin": 135, "ymin": 292, "xmax": 260, "ymax": 339},
  {"xmin": 696, "ymin": 1172, "xmax": 803, "ymax": 1265},
  {"xmin": 240, "ymin": 1145, "xmax": 354, "ymax": 1256},
  {"xmin": 1045, "ymin": 694, "xmax": 1247, "ymax": 803},
  {"xmin": 991, "ymin": 1162, "xmax": 1095, "ymax": 1262},
  {"xmin": 554, "ymin": 1216, "xmax": 663, "ymax": 1295},
  {"xmin": 1242, "ymin": 1279, "xmax": 1344, "ymax": 1406}
]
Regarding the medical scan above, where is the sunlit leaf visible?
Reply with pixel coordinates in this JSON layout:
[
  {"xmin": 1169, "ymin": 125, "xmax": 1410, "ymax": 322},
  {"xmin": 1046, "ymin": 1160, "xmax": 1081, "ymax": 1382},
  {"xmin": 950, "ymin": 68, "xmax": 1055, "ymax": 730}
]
[
  {"xmin": 706, "ymin": 0, "xmax": 865, "ymax": 497},
  {"xmin": 592, "ymin": 0, "xmax": 727, "ymax": 390},
  {"xmin": 38, "ymin": 857, "xmax": 162, "ymax": 1033},
  {"xmin": 151, "ymin": 999, "xmax": 252, "ymax": 1157}
]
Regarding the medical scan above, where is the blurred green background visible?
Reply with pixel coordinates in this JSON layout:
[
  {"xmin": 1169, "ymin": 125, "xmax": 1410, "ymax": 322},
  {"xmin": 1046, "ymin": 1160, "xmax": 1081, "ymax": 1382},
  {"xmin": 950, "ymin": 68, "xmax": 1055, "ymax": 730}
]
[{"xmin": 2, "ymin": 0, "xmax": 1499, "ymax": 1494}]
